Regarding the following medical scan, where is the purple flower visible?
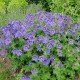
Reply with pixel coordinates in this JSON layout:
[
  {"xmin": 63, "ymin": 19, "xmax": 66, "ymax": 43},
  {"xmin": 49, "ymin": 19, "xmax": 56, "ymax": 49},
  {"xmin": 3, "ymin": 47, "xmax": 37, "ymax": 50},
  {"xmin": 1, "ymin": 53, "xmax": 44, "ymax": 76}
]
[
  {"xmin": 42, "ymin": 26, "xmax": 48, "ymax": 32},
  {"xmin": 42, "ymin": 58, "xmax": 50, "ymax": 65},
  {"xmin": 12, "ymin": 20, "xmax": 20, "ymax": 28},
  {"xmin": 57, "ymin": 18, "xmax": 64, "ymax": 27},
  {"xmin": 50, "ymin": 54, "xmax": 54, "ymax": 61},
  {"xmin": 43, "ymin": 30, "xmax": 49, "ymax": 35},
  {"xmin": 76, "ymin": 22, "xmax": 80, "ymax": 28},
  {"xmin": 26, "ymin": 40, "xmax": 33, "ymax": 46},
  {"xmin": 36, "ymin": 11, "xmax": 45, "ymax": 18},
  {"xmin": 38, "ymin": 16, "xmax": 46, "ymax": 22},
  {"xmin": 75, "ymin": 47, "xmax": 79, "ymax": 52},
  {"xmin": 2, "ymin": 27, "xmax": 9, "ymax": 34},
  {"xmin": 6, "ymin": 23, "xmax": 12, "ymax": 30},
  {"xmin": 42, "ymin": 36, "xmax": 49, "ymax": 44},
  {"xmin": 45, "ymin": 12, "xmax": 53, "ymax": 20},
  {"xmin": 32, "ymin": 54, "xmax": 38, "ymax": 61},
  {"xmin": 49, "ymin": 39, "xmax": 56, "ymax": 45},
  {"xmin": 63, "ymin": 15, "xmax": 71, "ymax": 22},
  {"xmin": 36, "ymin": 45, "xmax": 41, "ymax": 51},
  {"xmin": 62, "ymin": 23, "xmax": 68, "ymax": 27},
  {"xmin": 23, "ymin": 45, "xmax": 29, "ymax": 51},
  {"xmin": 4, "ymin": 30, "xmax": 11, "ymax": 38},
  {"xmin": 72, "ymin": 22, "xmax": 80, "ymax": 29},
  {"xmin": 55, "ymin": 28, "xmax": 59, "ymax": 34},
  {"xmin": 35, "ymin": 36, "xmax": 44, "ymax": 44},
  {"xmin": 12, "ymin": 48, "xmax": 22, "ymax": 56},
  {"xmin": 12, "ymin": 48, "xmax": 16, "ymax": 54},
  {"xmin": 38, "ymin": 55, "xmax": 46, "ymax": 62},
  {"xmin": 35, "ymin": 38, "xmax": 40, "ymax": 44},
  {"xmin": 16, "ymin": 50, "xmax": 22, "ymax": 56},
  {"xmin": 38, "ymin": 36, "xmax": 44, "ymax": 42},
  {"xmin": 59, "ymin": 61, "xmax": 63, "ymax": 68},
  {"xmin": 54, "ymin": 13, "xmax": 71, "ymax": 27},
  {"xmin": 44, "ymin": 24, "xmax": 50, "ymax": 29},
  {"xmin": 57, "ymin": 43, "xmax": 62, "ymax": 49},
  {"xmin": 58, "ymin": 50, "xmax": 62, "ymax": 57},
  {"xmin": 31, "ymin": 69, "xmax": 37, "ymax": 74},
  {"xmin": 67, "ymin": 29, "xmax": 72, "ymax": 34},
  {"xmin": 4, "ymin": 38, "xmax": 11, "ymax": 45},
  {"xmin": 21, "ymin": 75, "xmax": 30, "ymax": 80},
  {"xmin": 71, "ymin": 28, "xmax": 76, "ymax": 33},
  {"xmin": 49, "ymin": 29, "xmax": 55, "ymax": 35},
  {"xmin": 76, "ymin": 36, "xmax": 80, "ymax": 40},
  {"xmin": 24, "ymin": 32, "xmax": 35, "ymax": 41},
  {"xmin": 10, "ymin": 28, "xmax": 17, "ymax": 34},
  {"xmin": 54, "ymin": 13, "xmax": 71, "ymax": 22},
  {"xmin": 24, "ymin": 14, "xmax": 34, "ymax": 22},
  {"xmin": 49, "ymin": 20, "xmax": 56, "ymax": 26},
  {"xmin": 68, "ymin": 39, "xmax": 74, "ymax": 45},
  {"xmin": 14, "ymin": 31, "xmax": 22, "ymax": 38},
  {"xmin": 46, "ymin": 43, "xmax": 52, "ymax": 53},
  {"xmin": 37, "ymin": 25, "xmax": 43, "ymax": 30},
  {"xmin": 20, "ymin": 28, "xmax": 27, "ymax": 36},
  {"xmin": 36, "ymin": 11, "xmax": 45, "ymax": 22},
  {"xmin": 46, "ymin": 48, "xmax": 50, "ymax": 54},
  {"xmin": 59, "ymin": 28, "xmax": 65, "ymax": 34},
  {"xmin": 46, "ymin": 43, "xmax": 52, "ymax": 49}
]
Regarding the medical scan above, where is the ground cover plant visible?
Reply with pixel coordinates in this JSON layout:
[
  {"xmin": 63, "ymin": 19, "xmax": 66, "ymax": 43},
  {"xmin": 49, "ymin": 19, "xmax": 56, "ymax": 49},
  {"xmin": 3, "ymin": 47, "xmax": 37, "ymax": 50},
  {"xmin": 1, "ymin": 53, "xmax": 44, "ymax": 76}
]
[{"xmin": 0, "ymin": 10, "xmax": 80, "ymax": 80}]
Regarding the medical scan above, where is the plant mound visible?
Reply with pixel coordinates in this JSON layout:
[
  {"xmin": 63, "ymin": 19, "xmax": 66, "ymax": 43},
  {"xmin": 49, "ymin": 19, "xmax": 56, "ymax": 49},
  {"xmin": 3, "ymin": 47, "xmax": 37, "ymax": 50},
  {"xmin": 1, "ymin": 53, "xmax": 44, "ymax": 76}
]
[{"xmin": 0, "ymin": 11, "xmax": 80, "ymax": 80}]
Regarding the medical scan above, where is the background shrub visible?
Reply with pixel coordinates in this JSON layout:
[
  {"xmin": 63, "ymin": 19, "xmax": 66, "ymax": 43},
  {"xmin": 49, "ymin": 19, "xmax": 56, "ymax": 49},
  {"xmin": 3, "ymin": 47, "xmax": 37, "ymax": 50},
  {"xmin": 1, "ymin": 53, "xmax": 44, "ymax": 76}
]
[
  {"xmin": 0, "ymin": 1, "xmax": 6, "ymax": 14},
  {"xmin": 26, "ymin": 0, "xmax": 51, "ymax": 11},
  {"xmin": 7, "ymin": 0, "xmax": 28, "ymax": 13},
  {"xmin": 49, "ymin": 0, "xmax": 80, "ymax": 22},
  {"xmin": 25, "ymin": 3, "xmax": 43, "ymax": 15},
  {"xmin": 1, "ymin": 0, "xmax": 11, "ymax": 6}
]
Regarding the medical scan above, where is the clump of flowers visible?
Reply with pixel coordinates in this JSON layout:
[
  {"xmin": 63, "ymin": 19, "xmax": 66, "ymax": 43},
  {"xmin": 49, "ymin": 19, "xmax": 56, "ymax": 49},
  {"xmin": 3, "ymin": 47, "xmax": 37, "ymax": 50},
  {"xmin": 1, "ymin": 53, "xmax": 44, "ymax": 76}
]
[{"xmin": 0, "ymin": 11, "xmax": 80, "ymax": 80}]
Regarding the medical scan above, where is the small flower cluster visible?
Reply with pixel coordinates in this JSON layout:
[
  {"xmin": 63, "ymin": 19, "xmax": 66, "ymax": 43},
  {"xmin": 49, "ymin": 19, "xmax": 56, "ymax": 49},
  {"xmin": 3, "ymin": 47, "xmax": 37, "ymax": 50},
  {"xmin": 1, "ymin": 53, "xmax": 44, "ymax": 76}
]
[
  {"xmin": 0, "ymin": 11, "xmax": 80, "ymax": 79},
  {"xmin": 12, "ymin": 48, "xmax": 22, "ymax": 56},
  {"xmin": 32, "ymin": 54, "xmax": 54, "ymax": 65}
]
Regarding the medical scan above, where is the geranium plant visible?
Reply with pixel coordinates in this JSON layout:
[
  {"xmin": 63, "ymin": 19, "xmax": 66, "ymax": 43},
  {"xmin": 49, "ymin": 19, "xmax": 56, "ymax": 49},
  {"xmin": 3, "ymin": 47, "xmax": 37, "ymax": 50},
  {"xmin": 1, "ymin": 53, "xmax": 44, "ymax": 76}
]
[{"xmin": 0, "ymin": 11, "xmax": 80, "ymax": 80}]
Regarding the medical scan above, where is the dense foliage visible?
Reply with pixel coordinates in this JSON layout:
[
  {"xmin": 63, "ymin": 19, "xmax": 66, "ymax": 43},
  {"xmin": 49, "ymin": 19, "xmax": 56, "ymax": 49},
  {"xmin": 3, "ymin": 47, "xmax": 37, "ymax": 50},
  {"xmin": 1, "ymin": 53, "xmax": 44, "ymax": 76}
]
[
  {"xmin": 26, "ymin": 0, "xmax": 51, "ymax": 11},
  {"xmin": 7, "ymin": 0, "xmax": 28, "ymax": 13},
  {"xmin": 0, "ymin": 11, "xmax": 80, "ymax": 80},
  {"xmin": 49, "ymin": 0, "xmax": 80, "ymax": 22},
  {"xmin": 0, "ymin": 1, "xmax": 6, "ymax": 14}
]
